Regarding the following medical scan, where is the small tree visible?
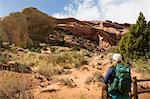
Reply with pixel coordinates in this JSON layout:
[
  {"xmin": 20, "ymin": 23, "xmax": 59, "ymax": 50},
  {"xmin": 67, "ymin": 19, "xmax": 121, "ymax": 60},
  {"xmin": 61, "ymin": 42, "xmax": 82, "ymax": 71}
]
[{"xmin": 117, "ymin": 12, "xmax": 150, "ymax": 63}]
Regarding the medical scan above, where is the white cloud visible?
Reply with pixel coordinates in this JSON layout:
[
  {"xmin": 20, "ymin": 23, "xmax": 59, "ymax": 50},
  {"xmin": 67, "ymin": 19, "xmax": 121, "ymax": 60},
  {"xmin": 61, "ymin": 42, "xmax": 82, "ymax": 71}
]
[
  {"xmin": 53, "ymin": 0, "xmax": 102, "ymax": 20},
  {"xmin": 53, "ymin": 0, "xmax": 150, "ymax": 23},
  {"xmin": 101, "ymin": 0, "xmax": 150, "ymax": 23}
]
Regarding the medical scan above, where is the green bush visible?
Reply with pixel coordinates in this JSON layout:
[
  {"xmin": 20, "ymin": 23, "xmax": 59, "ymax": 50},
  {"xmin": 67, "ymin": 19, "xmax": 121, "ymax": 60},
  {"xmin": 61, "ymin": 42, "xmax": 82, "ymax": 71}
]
[{"xmin": 117, "ymin": 12, "xmax": 150, "ymax": 63}]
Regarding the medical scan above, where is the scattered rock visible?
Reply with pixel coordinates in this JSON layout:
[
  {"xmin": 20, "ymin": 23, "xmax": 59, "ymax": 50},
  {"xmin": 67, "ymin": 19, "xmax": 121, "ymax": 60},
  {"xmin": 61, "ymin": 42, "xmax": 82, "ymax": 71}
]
[
  {"xmin": 85, "ymin": 76, "xmax": 93, "ymax": 85},
  {"xmin": 92, "ymin": 66, "xmax": 95, "ymax": 68},
  {"xmin": 40, "ymin": 86, "xmax": 60, "ymax": 93},
  {"xmin": 40, "ymin": 83, "xmax": 45, "ymax": 88},
  {"xmin": 97, "ymin": 67, "xmax": 102, "ymax": 70},
  {"xmin": 7, "ymin": 61, "xmax": 16, "ymax": 65},
  {"xmin": 98, "ymin": 63, "xmax": 102, "ymax": 66},
  {"xmin": 17, "ymin": 48, "xmax": 24, "ymax": 52},
  {"xmin": 81, "ymin": 66, "xmax": 89, "ymax": 71},
  {"xmin": 74, "ymin": 76, "xmax": 78, "ymax": 79},
  {"xmin": 34, "ymin": 73, "xmax": 45, "ymax": 81},
  {"xmin": 41, "ymin": 47, "xmax": 51, "ymax": 54}
]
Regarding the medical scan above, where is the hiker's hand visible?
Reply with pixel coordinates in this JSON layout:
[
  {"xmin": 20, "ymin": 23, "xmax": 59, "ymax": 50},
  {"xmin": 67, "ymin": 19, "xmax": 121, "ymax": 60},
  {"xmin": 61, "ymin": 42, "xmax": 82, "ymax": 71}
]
[{"xmin": 101, "ymin": 83, "xmax": 107, "ymax": 90}]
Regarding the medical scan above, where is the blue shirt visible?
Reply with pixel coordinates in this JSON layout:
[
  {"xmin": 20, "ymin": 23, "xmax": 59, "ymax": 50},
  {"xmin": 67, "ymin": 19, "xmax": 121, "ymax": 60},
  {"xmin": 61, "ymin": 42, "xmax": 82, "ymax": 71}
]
[{"xmin": 104, "ymin": 66, "xmax": 115, "ymax": 84}]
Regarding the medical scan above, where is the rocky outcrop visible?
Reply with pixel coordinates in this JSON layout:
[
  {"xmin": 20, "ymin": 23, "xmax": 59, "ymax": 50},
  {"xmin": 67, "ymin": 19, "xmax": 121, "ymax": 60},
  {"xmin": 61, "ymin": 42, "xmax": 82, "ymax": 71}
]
[
  {"xmin": 0, "ymin": 12, "xmax": 32, "ymax": 47},
  {"xmin": 0, "ymin": 7, "xmax": 129, "ymax": 50},
  {"xmin": 0, "ymin": 7, "xmax": 56, "ymax": 47},
  {"xmin": 21, "ymin": 7, "xmax": 57, "ymax": 43}
]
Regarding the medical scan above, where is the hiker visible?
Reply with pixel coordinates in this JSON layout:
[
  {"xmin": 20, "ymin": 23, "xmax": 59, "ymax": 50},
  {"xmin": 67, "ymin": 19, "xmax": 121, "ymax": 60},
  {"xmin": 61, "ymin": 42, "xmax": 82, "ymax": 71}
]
[{"xmin": 104, "ymin": 53, "xmax": 131, "ymax": 99}]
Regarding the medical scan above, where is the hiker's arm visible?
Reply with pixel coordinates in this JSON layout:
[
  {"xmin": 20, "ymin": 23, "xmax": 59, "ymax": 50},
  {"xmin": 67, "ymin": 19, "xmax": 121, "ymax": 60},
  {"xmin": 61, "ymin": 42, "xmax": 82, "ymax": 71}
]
[{"xmin": 104, "ymin": 67, "xmax": 113, "ymax": 84}]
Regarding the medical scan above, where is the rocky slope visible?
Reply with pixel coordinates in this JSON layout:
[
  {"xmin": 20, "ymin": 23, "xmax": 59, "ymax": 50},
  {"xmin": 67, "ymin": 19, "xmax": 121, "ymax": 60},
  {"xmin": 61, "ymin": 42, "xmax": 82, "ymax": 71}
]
[{"xmin": 0, "ymin": 7, "xmax": 129, "ymax": 51}]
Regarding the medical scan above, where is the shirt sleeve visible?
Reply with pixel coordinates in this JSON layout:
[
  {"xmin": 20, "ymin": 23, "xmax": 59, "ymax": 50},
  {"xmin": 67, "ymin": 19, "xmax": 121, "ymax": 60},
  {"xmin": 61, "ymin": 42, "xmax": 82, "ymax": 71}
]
[{"xmin": 104, "ymin": 67, "xmax": 114, "ymax": 84}]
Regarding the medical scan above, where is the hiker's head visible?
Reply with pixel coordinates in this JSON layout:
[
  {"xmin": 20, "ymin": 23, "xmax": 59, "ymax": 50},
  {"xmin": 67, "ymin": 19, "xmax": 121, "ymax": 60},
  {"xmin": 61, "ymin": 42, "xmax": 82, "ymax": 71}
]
[{"xmin": 112, "ymin": 53, "xmax": 122, "ymax": 64}]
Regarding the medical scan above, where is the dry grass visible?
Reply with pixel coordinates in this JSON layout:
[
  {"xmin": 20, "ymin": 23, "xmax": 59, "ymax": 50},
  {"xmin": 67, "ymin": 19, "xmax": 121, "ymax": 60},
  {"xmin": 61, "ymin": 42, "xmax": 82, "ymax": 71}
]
[
  {"xmin": 59, "ymin": 78, "xmax": 77, "ymax": 88},
  {"xmin": 85, "ymin": 72, "xmax": 103, "ymax": 85},
  {"xmin": 133, "ymin": 59, "xmax": 150, "ymax": 74},
  {"xmin": 9, "ymin": 47, "xmax": 89, "ymax": 69},
  {"xmin": 38, "ymin": 65, "xmax": 65, "ymax": 79},
  {"xmin": 0, "ymin": 50, "xmax": 10, "ymax": 64},
  {"xmin": 0, "ymin": 46, "xmax": 90, "ymax": 84},
  {"xmin": 0, "ymin": 72, "xmax": 34, "ymax": 99}
]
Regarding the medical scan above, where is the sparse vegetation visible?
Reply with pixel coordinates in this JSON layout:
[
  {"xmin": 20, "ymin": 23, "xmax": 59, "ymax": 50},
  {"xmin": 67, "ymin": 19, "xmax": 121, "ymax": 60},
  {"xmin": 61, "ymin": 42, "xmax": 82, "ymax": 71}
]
[
  {"xmin": 92, "ymin": 72, "xmax": 104, "ymax": 82},
  {"xmin": 79, "ymin": 93, "xmax": 86, "ymax": 99},
  {"xmin": 38, "ymin": 65, "xmax": 65, "ymax": 79},
  {"xmin": 85, "ymin": 76, "xmax": 93, "ymax": 85},
  {"xmin": 47, "ymin": 95, "xmax": 58, "ymax": 99},
  {"xmin": 133, "ymin": 59, "xmax": 150, "ymax": 74},
  {"xmin": 85, "ymin": 72, "xmax": 103, "ymax": 85},
  {"xmin": 0, "ymin": 45, "xmax": 90, "ymax": 80},
  {"xmin": 0, "ymin": 72, "xmax": 34, "ymax": 99},
  {"xmin": 0, "ymin": 50, "xmax": 10, "ymax": 64},
  {"xmin": 60, "ymin": 78, "xmax": 76, "ymax": 88},
  {"xmin": 14, "ymin": 47, "xmax": 89, "ymax": 69}
]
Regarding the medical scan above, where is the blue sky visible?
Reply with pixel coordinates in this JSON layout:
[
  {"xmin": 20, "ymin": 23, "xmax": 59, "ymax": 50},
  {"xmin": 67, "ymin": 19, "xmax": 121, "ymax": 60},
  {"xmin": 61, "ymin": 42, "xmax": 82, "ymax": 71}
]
[
  {"xmin": 0, "ymin": 0, "xmax": 150, "ymax": 23},
  {"xmin": 0, "ymin": 0, "xmax": 68, "ymax": 16}
]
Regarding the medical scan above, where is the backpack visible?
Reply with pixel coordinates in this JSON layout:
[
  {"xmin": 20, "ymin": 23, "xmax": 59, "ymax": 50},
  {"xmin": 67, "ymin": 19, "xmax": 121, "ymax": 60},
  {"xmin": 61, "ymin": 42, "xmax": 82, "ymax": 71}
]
[{"xmin": 109, "ymin": 64, "xmax": 131, "ymax": 93}]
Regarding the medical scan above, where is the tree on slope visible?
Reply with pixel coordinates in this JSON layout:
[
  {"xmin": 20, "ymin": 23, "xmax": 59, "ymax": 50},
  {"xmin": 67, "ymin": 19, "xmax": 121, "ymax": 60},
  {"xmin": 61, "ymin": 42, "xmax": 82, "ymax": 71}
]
[{"xmin": 117, "ymin": 12, "xmax": 150, "ymax": 63}]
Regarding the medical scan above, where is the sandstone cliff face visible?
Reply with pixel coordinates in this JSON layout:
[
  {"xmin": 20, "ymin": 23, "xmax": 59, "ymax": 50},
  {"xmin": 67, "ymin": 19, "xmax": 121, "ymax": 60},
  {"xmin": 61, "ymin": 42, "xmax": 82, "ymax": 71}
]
[
  {"xmin": 21, "ymin": 7, "xmax": 56, "ymax": 43},
  {"xmin": 0, "ymin": 7, "xmax": 129, "ymax": 50},
  {"xmin": 0, "ymin": 12, "xmax": 32, "ymax": 47},
  {"xmin": 0, "ymin": 7, "xmax": 56, "ymax": 47}
]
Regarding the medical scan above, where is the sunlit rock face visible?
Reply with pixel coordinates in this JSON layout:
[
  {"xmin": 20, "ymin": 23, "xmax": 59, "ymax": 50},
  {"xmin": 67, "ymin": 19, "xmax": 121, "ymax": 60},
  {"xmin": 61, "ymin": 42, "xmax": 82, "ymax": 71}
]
[{"xmin": 0, "ymin": 7, "xmax": 129, "ymax": 50}]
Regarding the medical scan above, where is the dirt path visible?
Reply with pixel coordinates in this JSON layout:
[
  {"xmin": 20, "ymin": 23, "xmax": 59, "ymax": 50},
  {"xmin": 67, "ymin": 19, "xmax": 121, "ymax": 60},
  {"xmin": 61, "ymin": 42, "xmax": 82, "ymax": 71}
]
[
  {"xmin": 34, "ymin": 65, "xmax": 103, "ymax": 99},
  {"xmin": 34, "ymin": 54, "xmax": 107, "ymax": 99},
  {"xmin": 34, "ymin": 54, "xmax": 150, "ymax": 99}
]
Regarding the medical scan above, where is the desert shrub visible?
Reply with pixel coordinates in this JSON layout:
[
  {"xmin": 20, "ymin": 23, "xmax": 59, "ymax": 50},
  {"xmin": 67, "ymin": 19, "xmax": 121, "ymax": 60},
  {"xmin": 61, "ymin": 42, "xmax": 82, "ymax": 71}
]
[
  {"xmin": 15, "ymin": 48, "xmax": 88, "ymax": 69},
  {"xmin": 38, "ymin": 65, "xmax": 64, "ymax": 79},
  {"xmin": 59, "ymin": 78, "xmax": 76, "ymax": 88},
  {"xmin": 133, "ymin": 59, "xmax": 150, "ymax": 74},
  {"xmin": 0, "ymin": 50, "xmax": 10, "ymax": 64},
  {"xmin": 85, "ymin": 76, "xmax": 94, "ymax": 85},
  {"xmin": 85, "ymin": 72, "xmax": 103, "ymax": 85},
  {"xmin": 0, "ymin": 72, "xmax": 34, "ymax": 99},
  {"xmin": 6, "ymin": 46, "xmax": 89, "ymax": 76},
  {"xmin": 29, "ymin": 46, "xmax": 41, "ymax": 52},
  {"xmin": 53, "ymin": 50, "xmax": 89, "ymax": 68},
  {"xmin": 80, "ymin": 49, "xmax": 91, "ymax": 56},
  {"xmin": 79, "ymin": 93, "xmax": 86, "ymax": 99},
  {"xmin": 92, "ymin": 72, "xmax": 104, "ymax": 82},
  {"xmin": 49, "ymin": 46, "xmax": 60, "ymax": 52},
  {"xmin": 55, "ymin": 47, "xmax": 71, "ymax": 53},
  {"xmin": 16, "ymin": 62, "xmax": 32, "ymax": 73},
  {"xmin": 72, "ymin": 46, "xmax": 81, "ymax": 51},
  {"xmin": 47, "ymin": 95, "xmax": 58, "ymax": 99}
]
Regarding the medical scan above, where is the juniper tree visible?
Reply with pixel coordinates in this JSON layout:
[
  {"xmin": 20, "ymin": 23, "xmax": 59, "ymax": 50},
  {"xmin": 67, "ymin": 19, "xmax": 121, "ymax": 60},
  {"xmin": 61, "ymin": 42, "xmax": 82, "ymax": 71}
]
[{"xmin": 117, "ymin": 12, "xmax": 150, "ymax": 63}]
